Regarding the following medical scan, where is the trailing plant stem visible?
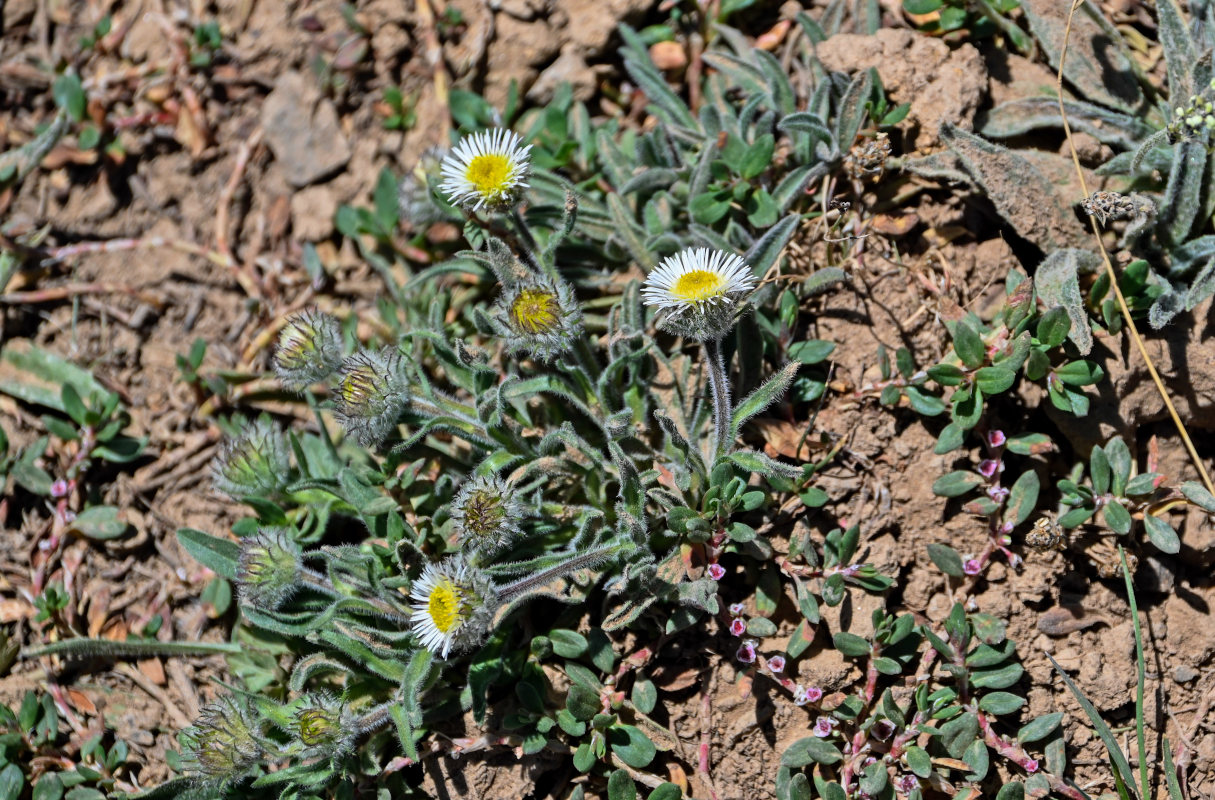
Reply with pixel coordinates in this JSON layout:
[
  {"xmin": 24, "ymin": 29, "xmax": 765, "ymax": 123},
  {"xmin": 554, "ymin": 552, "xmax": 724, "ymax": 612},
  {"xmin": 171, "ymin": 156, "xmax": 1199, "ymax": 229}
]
[{"xmin": 703, "ymin": 337, "xmax": 732, "ymax": 461}]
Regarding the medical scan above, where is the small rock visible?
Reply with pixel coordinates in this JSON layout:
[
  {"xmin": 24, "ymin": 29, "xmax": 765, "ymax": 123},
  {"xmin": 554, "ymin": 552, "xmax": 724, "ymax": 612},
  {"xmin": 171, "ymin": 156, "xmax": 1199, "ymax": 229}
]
[
  {"xmin": 1136, "ymin": 555, "xmax": 1176, "ymax": 594},
  {"xmin": 925, "ymin": 592, "xmax": 952, "ymax": 622},
  {"xmin": 262, "ymin": 72, "xmax": 351, "ymax": 188},
  {"xmin": 290, "ymin": 185, "xmax": 338, "ymax": 241},
  {"xmin": 650, "ymin": 41, "xmax": 688, "ymax": 71},
  {"xmin": 527, "ymin": 47, "xmax": 596, "ymax": 104},
  {"xmin": 1173, "ymin": 665, "xmax": 1199, "ymax": 683}
]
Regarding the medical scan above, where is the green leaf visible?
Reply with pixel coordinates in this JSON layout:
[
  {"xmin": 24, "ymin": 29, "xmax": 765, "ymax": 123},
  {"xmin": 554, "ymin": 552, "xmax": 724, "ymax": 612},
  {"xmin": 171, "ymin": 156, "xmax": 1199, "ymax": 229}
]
[
  {"xmin": 740, "ymin": 134, "xmax": 775, "ymax": 179},
  {"xmin": 926, "ymin": 543, "xmax": 965, "ymax": 577},
  {"xmin": 953, "ymin": 319, "xmax": 986, "ymax": 369},
  {"xmin": 788, "ymin": 340, "xmax": 835, "ymax": 365},
  {"xmin": 1004, "ymin": 470, "xmax": 1040, "ymax": 526},
  {"xmin": 550, "ymin": 629, "xmax": 588, "ymax": 658},
  {"xmin": 963, "ymin": 737, "xmax": 990, "ymax": 781},
  {"xmin": 1143, "ymin": 515, "xmax": 1180, "ymax": 554},
  {"xmin": 974, "ymin": 366, "xmax": 1016, "ymax": 395},
  {"xmin": 32, "ymin": 774, "xmax": 64, "ymax": 800},
  {"xmin": 1103, "ymin": 501, "xmax": 1132, "ymax": 535},
  {"xmin": 1018, "ymin": 712, "xmax": 1063, "ymax": 744},
  {"xmin": 904, "ymin": 745, "xmax": 932, "ymax": 778},
  {"xmin": 1036, "ymin": 306, "xmax": 1071, "ymax": 348},
  {"xmin": 176, "ymin": 528, "xmax": 240, "ymax": 581},
  {"xmin": 905, "ymin": 386, "xmax": 947, "ymax": 416},
  {"xmin": 940, "ymin": 712, "xmax": 979, "ymax": 758},
  {"xmin": 53, "ymin": 73, "xmax": 86, "ymax": 121},
  {"xmin": 566, "ymin": 682, "xmax": 600, "ymax": 721},
  {"xmin": 928, "ymin": 364, "xmax": 966, "ymax": 386},
  {"xmin": 608, "ymin": 769, "xmax": 637, "ymax": 800},
  {"xmin": 731, "ymin": 363, "xmax": 799, "ymax": 439},
  {"xmin": 1181, "ymin": 481, "xmax": 1215, "ymax": 512},
  {"xmin": 60, "ymin": 384, "xmax": 88, "ymax": 426},
  {"xmin": 610, "ymin": 724, "xmax": 657, "ymax": 768},
  {"xmin": 1106, "ymin": 437, "xmax": 1132, "ymax": 496},
  {"xmin": 647, "ymin": 784, "xmax": 682, "ymax": 800},
  {"xmin": 69, "ymin": 505, "xmax": 129, "ymax": 540},
  {"xmin": 1124, "ymin": 473, "xmax": 1161, "ymax": 496},
  {"xmin": 747, "ymin": 617, "xmax": 778, "ymax": 637},
  {"xmin": 971, "ymin": 662, "xmax": 1024, "ymax": 689},
  {"xmin": 1005, "ymin": 432, "xmax": 1054, "ymax": 456},
  {"xmin": 932, "ymin": 471, "xmax": 982, "ymax": 498},
  {"xmin": 934, "ymin": 422, "xmax": 966, "ymax": 454},
  {"xmin": 1090, "ymin": 446, "xmax": 1112, "ymax": 495},
  {"xmin": 903, "ymin": 0, "xmax": 943, "ymax": 12},
  {"xmin": 631, "ymin": 678, "xmax": 657, "ymax": 714},
  {"xmin": 781, "ymin": 736, "xmax": 844, "ymax": 766},
  {"xmin": 978, "ymin": 691, "xmax": 1025, "ymax": 715},
  {"xmin": 996, "ymin": 782, "xmax": 1025, "ymax": 800},
  {"xmin": 832, "ymin": 631, "xmax": 871, "ymax": 657},
  {"xmin": 1048, "ymin": 654, "xmax": 1139, "ymax": 796},
  {"xmin": 1054, "ymin": 360, "xmax": 1105, "ymax": 386}
]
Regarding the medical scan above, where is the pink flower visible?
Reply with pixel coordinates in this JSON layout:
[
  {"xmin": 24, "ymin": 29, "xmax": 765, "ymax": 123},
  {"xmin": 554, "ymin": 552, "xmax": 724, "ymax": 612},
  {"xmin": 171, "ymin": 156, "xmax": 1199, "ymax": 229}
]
[
  {"xmin": 979, "ymin": 459, "xmax": 1001, "ymax": 478},
  {"xmin": 987, "ymin": 430, "xmax": 1006, "ymax": 448},
  {"xmin": 812, "ymin": 717, "xmax": 834, "ymax": 737},
  {"xmin": 51, "ymin": 479, "xmax": 69, "ymax": 498},
  {"xmin": 963, "ymin": 558, "xmax": 982, "ymax": 576},
  {"xmin": 708, "ymin": 563, "xmax": 726, "ymax": 581},
  {"xmin": 987, "ymin": 485, "xmax": 1009, "ymax": 502},
  {"xmin": 736, "ymin": 640, "xmax": 757, "ymax": 663},
  {"xmin": 804, "ymin": 686, "xmax": 823, "ymax": 703},
  {"xmin": 728, "ymin": 602, "xmax": 745, "ymax": 616},
  {"xmin": 729, "ymin": 617, "xmax": 746, "ymax": 637},
  {"xmin": 768, "ymin": 655, "xmax": 786, "ymax": 674},
  {"xmin": 792, "ymin": 686, "xmax": 810, "ymax": 705},
  {"xmin": 897, "ymin": 774, "xmax": 919, "ymax": 794},
  {"xmin": 1024, "ymin": 758, "xmax": 1039, "ymax": 773}
]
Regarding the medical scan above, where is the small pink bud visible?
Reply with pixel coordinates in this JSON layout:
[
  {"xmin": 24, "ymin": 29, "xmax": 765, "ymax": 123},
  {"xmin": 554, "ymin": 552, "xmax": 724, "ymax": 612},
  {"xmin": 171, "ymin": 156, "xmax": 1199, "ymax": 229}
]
[
  {"xmin": 964, "ymin": 558, "xmax": 982, "ymax": 576},
  {"xmin": 1000, "ymin": 521, "xmax": 1015, "ymax": 535},
  {"xmin": 988, "ymin": 430, "xmax": 1006, "ymax": 448},
  {"xmin": 979, "ymin": 459, "xmax": 1000, "ymax": 478},
  {"xmin": 736, "ymin": 640, "xmax": 757, "ymax": 663},
  {"xmin": 1024, "ymin": 758, "xmax": 1039, "ymax": 773},
  {"xmin": 51, "ymin": 479, "xmax": 69, "ymax": 498},
  {"xmin": 729, "ymin": 602, "xmax": 745, "ymax": 616},
  {"xmin": 730, "ymin": 617, "xmax": 747, "ymax": 637},
  {"xmin": 768, "ymin": 655, "xmax": 786, "ymax": 674},
  {"xmin": 708, "ymin": 563, "xmax": 726, "ymax": 581},
  {"xmin": 987, "ymin": 485, "xmax": 1010, "ymax": 502}
]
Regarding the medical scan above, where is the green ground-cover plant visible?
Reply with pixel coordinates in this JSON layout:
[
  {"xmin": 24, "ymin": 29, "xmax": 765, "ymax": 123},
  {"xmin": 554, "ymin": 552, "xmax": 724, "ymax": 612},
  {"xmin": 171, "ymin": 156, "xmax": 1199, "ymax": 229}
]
[
  {"xmin": 970, "ymin": 0, "xmax": 1215, "ymax": 326},
  {"xmin": 11, "ymin": 5, "xmax": 1206, "ymax": 800}
]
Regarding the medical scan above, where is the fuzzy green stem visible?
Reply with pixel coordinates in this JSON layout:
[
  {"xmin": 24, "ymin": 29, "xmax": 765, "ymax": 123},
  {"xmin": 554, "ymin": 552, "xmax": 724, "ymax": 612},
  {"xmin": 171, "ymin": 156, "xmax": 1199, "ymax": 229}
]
[
  {"xmin": 22, "ymin": 638, "xmax": 243, "ymax": 660},
  {"xmin": 703, "ymin": 337, "xmax": 733, "ymax": 461},
  {"xmin": 498, "ymin": 543, "xmax": 623, "ymax": 602}
]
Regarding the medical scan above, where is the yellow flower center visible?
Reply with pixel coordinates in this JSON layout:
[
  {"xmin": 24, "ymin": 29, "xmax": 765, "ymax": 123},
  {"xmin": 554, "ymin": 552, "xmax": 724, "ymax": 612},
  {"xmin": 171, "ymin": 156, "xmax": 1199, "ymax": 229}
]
[
  {"xmin": 671, "ymin": 269, "xmax": 726, "ymax": 303},
  {"xmin": 510, "ymin": 288, "xmax": 561, "ymax": 334},
  {"xmin": 465, "ymin": 153, "xmax": 513, "ymax": 198},
  {"xmin": 427, "ymin": 580, "xmax": 465, "ymax": 634}
]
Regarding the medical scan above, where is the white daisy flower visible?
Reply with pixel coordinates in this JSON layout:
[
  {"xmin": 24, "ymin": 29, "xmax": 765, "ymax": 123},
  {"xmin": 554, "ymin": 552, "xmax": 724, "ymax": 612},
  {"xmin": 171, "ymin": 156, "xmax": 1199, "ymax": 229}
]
[
  {"xmin": 439, "ymin": 128, "xmax": 532, "ymax": 211},
  {"xmin": 409, "ymin": 557, "xmax": 495, "ymax": 659},
  {"xmin": 641, "ymin": 248, "xmax": 757, "ymax": 314}
]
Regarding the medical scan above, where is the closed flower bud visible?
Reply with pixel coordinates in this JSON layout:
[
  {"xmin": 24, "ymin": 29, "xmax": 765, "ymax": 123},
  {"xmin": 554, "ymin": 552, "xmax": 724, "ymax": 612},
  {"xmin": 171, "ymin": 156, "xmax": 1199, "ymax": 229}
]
[
  {"xmin": 273, "ymin": 309, "xmax": 344, "ymax": 390},
  {"xmin": 293, "ymin": 693, "xmax": 354, "ymax": 758},
  {"xmin": 237, "ymin": 527, "xmax": 302, "ymax": 610},
  {"xmin": 211, "ymin": 418, "xmax": 291, "ymax": 500},
  {"xmin": 495, "ymin": 279, "xmax": 583, "ymax": 361},
  {"xmin": 451, "ymin": 474, "xmax": 522, "ymax": 558},
  {"xmin": 332, "ymin": 348, "xmax": 411, "ymax": 448},
  {"xmin": 181, "ymin": 695, "xmax": 263, "ymax": 780}
]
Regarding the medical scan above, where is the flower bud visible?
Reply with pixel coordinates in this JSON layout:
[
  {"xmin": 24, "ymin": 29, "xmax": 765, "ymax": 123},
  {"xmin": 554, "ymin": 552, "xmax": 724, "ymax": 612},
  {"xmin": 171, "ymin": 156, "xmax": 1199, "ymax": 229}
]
[
  {"xmin": 237, "ymin": 527, "xmax": 302, "ymax": 610},
  {"xmin": 767, "ymin": 655, "xmax": 786, "ymax": 674},
  {"xmin": 273, "ymin": 310, "xmax": 343, "ymax": 390},
  {"xmin": 707, "ymin": 563, "xmax": 726, "ymax": 581},
  {"xmin": 451, "ymin": 474, "xmax": 522, "ymax": 558},
  {"xmin": 496, "ymin": 279, "xmax": 582, "ymax": 361},
  {"xmin": 332, "ymin": 347, "xmax": 411, "ymax": 448},
  {"xmin": 736, "ymin": 639, "xmax": 757, "ymax": 663},
  {"xmin": 211, "ymin": 418, "xmax": 291, "ymax": 500},
  {"xmin": 293, "ymin": 693, "xmax": 354, "ymax": 758},
  {"xmin": 729, "ymin": 617, "xmax": 747, "ymax": 637},
  {"xmin": 181, "ymin": 695, "xmax": 262, "ymax": 780}
]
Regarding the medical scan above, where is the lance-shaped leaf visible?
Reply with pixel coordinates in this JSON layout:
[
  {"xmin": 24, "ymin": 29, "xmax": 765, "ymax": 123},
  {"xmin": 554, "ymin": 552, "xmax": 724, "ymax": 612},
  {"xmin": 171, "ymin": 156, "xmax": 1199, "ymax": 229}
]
[
  {"xmin": 1020, "ymin": 0, "xmax": 1144, "ymax": 114},
  {"xmin": 1157, "ymin": 0, "xmax": 1196, "ymax": 100},
  {"xmin": 981, "ymin": 97, "xmax": 1153, "ymax": 150},
  {"xmin": 1160, "ymin": 139, "xmax": 1208, "ymax": 249},
  {"xmin": 730, "ymin": 363, "xmax": 799, "ymax": 441},
  {"xmin": 1035, "ymin": 248, "xmax": 1101, "ymax": 354},
  {"xmin": 941, "ymin": 123, "xmax": 1088, "ymax": 251}
]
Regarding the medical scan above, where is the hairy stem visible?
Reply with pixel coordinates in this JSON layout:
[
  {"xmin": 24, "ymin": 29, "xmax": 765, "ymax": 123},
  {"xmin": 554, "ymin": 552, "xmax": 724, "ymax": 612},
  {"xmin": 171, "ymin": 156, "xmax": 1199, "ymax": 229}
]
[{"xmin": 703, "ymin": 337, "xmax": 732, "ymax": 462}]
